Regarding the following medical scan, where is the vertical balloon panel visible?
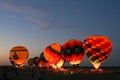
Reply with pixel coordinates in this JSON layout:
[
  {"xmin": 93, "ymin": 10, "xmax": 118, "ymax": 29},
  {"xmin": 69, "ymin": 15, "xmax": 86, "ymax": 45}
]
[
  {"xmin": 9, "ymin": 46, "xmax": 29, "ymax": 68},
  {"xmin": 83, "ymin": 35, "xmax": 112, "ymax": 69}
]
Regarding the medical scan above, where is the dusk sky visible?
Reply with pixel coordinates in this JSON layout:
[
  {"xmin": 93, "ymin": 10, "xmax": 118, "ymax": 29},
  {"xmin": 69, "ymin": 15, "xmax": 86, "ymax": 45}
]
[{"xmin": 0, "ymin": 0, "xmax": 120, "ymax": 67}]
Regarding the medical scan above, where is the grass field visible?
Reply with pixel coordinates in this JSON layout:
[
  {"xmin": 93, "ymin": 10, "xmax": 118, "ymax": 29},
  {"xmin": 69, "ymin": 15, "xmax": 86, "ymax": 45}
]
[{"xmin": 0, "ymin": 66, "xmax": 120, "ymax": 80}]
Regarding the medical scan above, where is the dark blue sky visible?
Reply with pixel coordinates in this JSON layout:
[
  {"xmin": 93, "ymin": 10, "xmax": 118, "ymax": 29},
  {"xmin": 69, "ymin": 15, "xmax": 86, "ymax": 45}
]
[{"xmin": 0, "ymin": 0, "xmax": 120, "ymax": 66}]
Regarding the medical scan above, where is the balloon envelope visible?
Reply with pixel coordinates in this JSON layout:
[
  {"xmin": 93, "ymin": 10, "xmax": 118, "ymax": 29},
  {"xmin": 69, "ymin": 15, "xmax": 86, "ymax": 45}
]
[
  {"xmin": 44, "ymin": 43, "xmax": 64, "ymax": 68},
  {"xmin": 33, "ymin": 57, "xmax": 40, "ymax": 66},
  {"xmin": 9, "ymin": 46, "xmax": 29, "ymax": 68},
  {"xmin": 62, "ymin": 39, "xmax": 84, "ymax": 66},
  {"xmin": 40, "ymin": 52, "xmax": 48, "ymax": 63},
  {"xmin": 40, "ymin": 52, "xmax": 50, "ymax": 68},
  {"xmin": 27, "ymin": 58, "xmax": 34, "ymax": 67},
  {"xmin": 83, "ymin": 35, "xmax": 112, "ymax": 69}
]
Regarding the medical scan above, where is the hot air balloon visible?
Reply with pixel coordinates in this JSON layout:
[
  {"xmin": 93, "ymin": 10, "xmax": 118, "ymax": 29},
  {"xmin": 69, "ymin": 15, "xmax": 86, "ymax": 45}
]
[
  {"xmin": 44, "ymin": 43, "xmax": 64, "ymax": 69},
  {"xmin": 9, "ymin": 46, "xmax": 29, "ymax": 68},
  {"xmin": 36, "ymin": 58, "xmax": 44, "ymax": 68},
  {"xmin": 40, "ymin": 52, "xmax": 47, "ymax": 63},
  {"xmin": 40, "ymin": 52, "xmax": 50, "ymax": 68},
  {"xmin": 33, "ymin": 56, "xmax": 40, "ymax": 66},
  {"xmin": 32, "ymin": 56, "xmax": 45, "ymax": 68},
  {"xmin": 62, "ymin": 39, "xmax": 84, "ymax": 67},
  {"xmin": 83, "ymin": 35, "xmax": 112, "ymax": 69},
  {"xmin": 27, "ymin": 58, "xmax": 34, "ymax": 68}
]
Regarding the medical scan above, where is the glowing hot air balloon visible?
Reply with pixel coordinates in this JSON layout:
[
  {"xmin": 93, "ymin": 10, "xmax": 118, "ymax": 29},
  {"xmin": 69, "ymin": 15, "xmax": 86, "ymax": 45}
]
[
  {"xmin": 9, "ymin": 46, "xmax": 29, "ymax": 68},
  {"xmin": 83, "ymin": 35, "xmax": 112, "ymax": 69},
  {"xmin": 44, "ymin": 43, "xmax": 64, "ymax": 69},
  {"xmin": 36, "ymin": 58, "xmax": 44, "ymax": 68},
  {"xmin": 62, "ymin": 39, "xmax": 84, "ymax": 67}
]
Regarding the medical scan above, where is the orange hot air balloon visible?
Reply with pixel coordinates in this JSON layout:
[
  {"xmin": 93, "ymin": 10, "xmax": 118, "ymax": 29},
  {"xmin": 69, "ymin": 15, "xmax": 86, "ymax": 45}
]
[
  {"xmin": 9, "ymin": 46, "xmax": 29, "ymax": 68},
  {"xmin": 44, "ymin": 43, "xmax": 64, "ymax": 69},
  {"xmin": 83, "ymin": 35, "xmax": 112, "ymax": 69},
  {"xmin": 62, "ymin": 39, "xmax": 84, "ymax": 67}
]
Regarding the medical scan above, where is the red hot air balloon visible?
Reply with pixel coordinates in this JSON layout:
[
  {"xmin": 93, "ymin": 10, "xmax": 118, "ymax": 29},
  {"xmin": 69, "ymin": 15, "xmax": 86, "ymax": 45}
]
[
  {"xmin": 9, "ymin": 46, "xmax": 29, "ymax": 68},
  {"xmin": 44, "ymin": 43, "xmax": 64, "ymax": 69},
  {"xmin": 83, "ymin": 35, "xmax": 112, "ymax": 69},
  {"xmin": 62, "ymin": 39, "xmax": 84, "ymax": 67}
]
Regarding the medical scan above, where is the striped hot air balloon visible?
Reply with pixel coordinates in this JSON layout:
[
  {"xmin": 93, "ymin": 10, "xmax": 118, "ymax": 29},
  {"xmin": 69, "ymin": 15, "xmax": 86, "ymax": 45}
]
[
  {"xmin": 9, "ymin": 46, "xmax": 29, "ymax": 68},
  {"xmin": 44, "ymin": 43, "xmax": 64, "ymax": 69}
]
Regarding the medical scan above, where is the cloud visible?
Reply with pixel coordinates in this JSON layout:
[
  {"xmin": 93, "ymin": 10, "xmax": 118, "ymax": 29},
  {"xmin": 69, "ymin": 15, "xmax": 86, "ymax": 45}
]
[
  {"xmin": 0, "ymin": 0, "xmax": 45, "ymax": 15},
  {"xmin": 30, "ymin": 17, "xmax": 56, "ymax": 30},
  {"xmin": 0, "ymin": 0, "xmax": 56, "ymax": 30}
]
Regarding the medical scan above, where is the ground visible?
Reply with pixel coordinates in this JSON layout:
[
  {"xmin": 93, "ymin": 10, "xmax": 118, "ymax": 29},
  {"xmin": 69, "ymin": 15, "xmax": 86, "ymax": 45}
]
[{"xmin": 0, "ymin": 66, "xmax": 120, "ymax": 80}]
